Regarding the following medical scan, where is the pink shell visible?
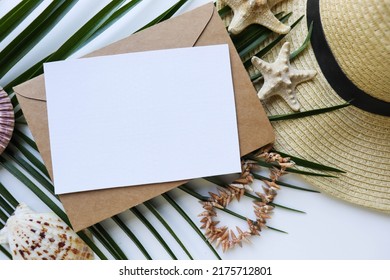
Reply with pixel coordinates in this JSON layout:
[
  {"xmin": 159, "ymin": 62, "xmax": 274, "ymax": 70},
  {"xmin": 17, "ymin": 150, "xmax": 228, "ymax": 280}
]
[{"xmin": 0, "ymin": 88, "xmax": 14, "ymax": 155}]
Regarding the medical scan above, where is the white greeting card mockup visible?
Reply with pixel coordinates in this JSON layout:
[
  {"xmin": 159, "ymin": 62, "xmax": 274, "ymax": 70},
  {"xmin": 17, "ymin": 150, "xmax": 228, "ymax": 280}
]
[{"xmin": 44, "ymin": 44, "xmax": 241, "ymax": 194}]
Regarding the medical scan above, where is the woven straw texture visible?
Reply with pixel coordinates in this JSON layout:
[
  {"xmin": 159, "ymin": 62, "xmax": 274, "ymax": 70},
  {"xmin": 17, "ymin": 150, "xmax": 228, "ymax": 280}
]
[
  {"xmin": 262, "ymin": 0, "xmax": 390, "ymax": 212},
  {"xmin": 218, "ymin": 0, "xmax": 390, "ymax": 213},
  {"xmin": 220, "ymin": 0, "xmax": 390, "ymax": 212},
  {"xmin": 320, "ymin": 0, "xmax": 390, "ymax": 102}
]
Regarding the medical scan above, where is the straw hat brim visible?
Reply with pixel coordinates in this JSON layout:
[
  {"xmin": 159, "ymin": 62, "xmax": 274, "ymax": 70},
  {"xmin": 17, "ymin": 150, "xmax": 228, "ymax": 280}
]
[{"xmin": 252, "ymin": 0, "xmax": 390, "ymax": 212}]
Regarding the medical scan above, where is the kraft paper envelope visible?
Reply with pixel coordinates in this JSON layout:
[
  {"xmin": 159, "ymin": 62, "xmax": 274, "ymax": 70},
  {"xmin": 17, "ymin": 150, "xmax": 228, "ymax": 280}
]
[{"xmin": 14, "ymin": 2, "xmax": 274, "ymax": 231}]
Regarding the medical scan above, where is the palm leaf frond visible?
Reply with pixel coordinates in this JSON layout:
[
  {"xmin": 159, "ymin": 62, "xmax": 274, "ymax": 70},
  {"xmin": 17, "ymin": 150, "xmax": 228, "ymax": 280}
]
[
  {"xmin": 163, "ymin": 193, "xmax": 222, "ymax": 260},
  {"xmin": 271, "ymin": 150, "xmax": 346, "ymax": 173},
  {"xmin": 290, "ymin": 20, "xmax": 313, "ymax": 60},
  {"xmin": 3, "ymin": 0, "xmax": 129, "ymax": 92},
  {"xmin": 82, "ymin": 0, "xmax": 144, "ymax": 46},
  {"xmin": 0, "ymin": 1, "xmax": 340, "ymax": 260},
  {"xmin": 248, "ymin": 158, "xmax": 337, "ymax": 178},
  {"xmin": 0, "ymin": 156, "xmax": 108, "ymax": 259},
  {"xmin": 112, "ymin": 215, "xmax": 152, "ymax": 260},
  {"xmin": 0, "ymin": 182, "xmax": 18, "ymax": 208},
  {"xmin": 250, "ymin": 20, "xmax": 313, "ymax": 81},
  {"xmin": 268, "ymin": 101, "xmax": 351, "ymax": 121},
  {"xmin": 0, "ymin": 245, "xmax": 12, "ymax": 259},
  {"xmin": 243, "ymin": 192, "xmax": 306, "ymax": 213},
  {"xmin": 130, "ymin": 207, "xmax": 177, "ymax": 260},
  {"xmin": 136, "ymin": 0, "xmax": 190, "ymax": 32},
  {"xmin": 144, "ymin": 200, "xmax": 193, "ymax": 260},
  {"xmin": 11, "ymin": 129, "xmax": 38, "ymax": 151},
  {"xmin": 243, "ymin": 14, "xmax": 304, "ymax": 68},
  {"xmin": 0, "ymin": 0, "xmax": 43, "ymax": 42},
  {"xmin": 204, "ymin": 176, "xmax": 306, "ymax": 213},
  {"xmin": 0, "ymin": 195, "xmax": 14, "ymax": 215},
  {"xmin": 0, "ymin": 0, "xmax": 78, "ymax": 78},
  {"xmin": 251, "ymin": 173, "xmax": 320, "ymax": 193},
  {"xmin": 239, "ymin": 12, "xmax": 292, "ymax": 59},
  {"xmin": 235, "ymin": 12, "xmax": 288, "ymax": 54},
  {"xmin": 89, "ymin": 224, "xmax": 127, "ymax": 260},
  {"xmin": 180, "ymin": 184, "xmax": 287, "ymax": 234}
]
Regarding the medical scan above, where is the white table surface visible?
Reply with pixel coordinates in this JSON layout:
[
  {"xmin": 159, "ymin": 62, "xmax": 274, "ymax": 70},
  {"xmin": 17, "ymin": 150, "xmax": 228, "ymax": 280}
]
[{"xmin": 0, "ymin": 0, "xmax": 389, "ymax": 260}]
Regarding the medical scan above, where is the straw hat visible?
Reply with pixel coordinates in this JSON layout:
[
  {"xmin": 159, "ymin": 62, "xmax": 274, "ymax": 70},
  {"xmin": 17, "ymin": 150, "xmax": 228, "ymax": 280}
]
[{"xmin": 249, "ymin": 0, "xmax": 390, "ymax": 212}]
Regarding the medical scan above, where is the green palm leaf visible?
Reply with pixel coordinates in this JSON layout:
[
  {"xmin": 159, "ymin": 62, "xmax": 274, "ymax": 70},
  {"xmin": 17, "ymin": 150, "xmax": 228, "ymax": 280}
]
[
  {"xmin": 130, "ymin": 207, "xmax": 178, "ymax": 260},
  {"xmin": 81, "ymin": 0, "xmax": 144, "ymax": 47},
  {"xmin": 89, "ymin": 224, "xmax": 127, "ymax": 260},
  {"xmin": 0, "ymin": 154, "xmax": 69, "ymax": 223},
  {"xmin": 162, "ymin": 193, "xmax": 222, "ymax": 260},
  {"xmin": 217, "ymin": 4, "xmax": 231, "ymax": 17},
  {"xmin": 233, "ymin": 12, "xmax": 288, "ymax": 53},
  {"xmin": 0, "ymin": 0, "xmax": 78, "ymax": 78},
  {"xmin": 179, "ymin": 185, "xmax": 287, "ymax": 234},
  {"xmin": 250, "ymin": 20, "xmax": 313, "ymax": 81},
  {"xmin": 0, "ymin": 0, "xmax": 346, "ymax": 260},
  {"xmin": 144, "ymin": 200, "xmax": 194, "ymax": 259},
  {"xmin": 267, "ymin": 101, "xmax": 351, "ymax": 122},
  {"xmin": 136, "ymin": 0, "xmax": 189, "ymax": 32},
  {"xmin": 0, "ymin": 156, "xmax": 108, "ymax": 260},
  {"xmin": 3, "ymin": 0, "xmax": 134, "ymax": 93},
  {"xmin": 0, "ymin": 244, "xmax": 12, "ymax": 259},
  {"xmin": 251, "ymin": 173, "xmax": 320, "ymax": 193},
  {"xmin": 243, "ymin": 14, "xmax": 304, "ymax": 68},
  {"xmin": 248, "ymin": 158, "xmax": 337, "ymax": 178},
  {"xmin": 271, "ymin": 150, "xmax": 346, "ymax": 173},
  {"xmin": 0, "ymin": 182, "xmax": 18, "ymax": 208},
  {"xmin": 238, "ymin": 12, "xmax": 291, "ymax": 58},
  {"xmin": 12, "ymin": 129, "xmax": 39, "ymax": 151},
  {"xmin": 0, "ymin": 0, "xmax": 43, "ymax": 42},
  {"xmin": 9, "ymin": 140, "xmax": 50, "ymax": 178},
  {"xmin": 204, "ymin": 176, "xmax": 306, "ymax": 213},
  {"xmin": 0, "ymin": 196, "xmax": 14, "ymax": 215},
  {"xmin": 47, "ymin": 0, "xmax": 126, "ymax": 62},
  {"xmin": 112, "ymin": 215, "xmax": 152, "ymax": 260},
  {"xmin": 243, "ymin": 192, "xmax": 306, "ymax": 214}
]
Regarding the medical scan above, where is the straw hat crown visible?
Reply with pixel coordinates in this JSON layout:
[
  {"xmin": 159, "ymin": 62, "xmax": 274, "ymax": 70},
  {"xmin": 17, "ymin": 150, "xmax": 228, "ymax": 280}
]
[
  {"xmin": 258, "ymin": 0, "xmax": 389, "ymax": 212},
  {"xmin": 320, "ymin": 0, "xmax": 390, "ymax": 103}
]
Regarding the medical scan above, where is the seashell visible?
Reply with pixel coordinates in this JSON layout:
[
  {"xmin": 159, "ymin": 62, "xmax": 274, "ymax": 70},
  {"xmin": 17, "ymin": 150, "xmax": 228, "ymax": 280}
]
[
  {"xmin": 220, "ymin": 0, "xmax": 291, "ymax": 35},
  {"xmin": 251, "ymin": 42, "xmax": 317, "ymax": 111},
  {"xmin": 0, "ymin": 203, "xmax": 94, "ymax": 260},
  {"xmin": 0, "ymin": 87, "xmax": 15, "ymax": 155}
]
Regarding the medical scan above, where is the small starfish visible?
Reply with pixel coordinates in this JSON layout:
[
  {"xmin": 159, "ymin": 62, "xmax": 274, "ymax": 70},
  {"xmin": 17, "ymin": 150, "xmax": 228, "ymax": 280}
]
[
  {"xmin": 221, "ymin": 0, "xmax": 290, "ymax": 35},
  {"xmin": 251, "ymin": 42, "xmax": 316, "ymax": 111}
]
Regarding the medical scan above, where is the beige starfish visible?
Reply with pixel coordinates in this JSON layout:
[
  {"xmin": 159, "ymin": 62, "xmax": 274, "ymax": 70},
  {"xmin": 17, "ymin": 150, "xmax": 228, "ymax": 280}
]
[
  {"xmin": 251, "ymin": 42, "xmax": 316, "ymax": 111},
  {"xmin": 221, "ymin": 0, "xmax": 290, "ymax": 35}
]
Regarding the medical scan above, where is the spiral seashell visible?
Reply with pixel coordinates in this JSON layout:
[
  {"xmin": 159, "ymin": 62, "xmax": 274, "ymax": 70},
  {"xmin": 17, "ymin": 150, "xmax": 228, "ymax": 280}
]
[
  {"xmin": 0, "ymin": 203, "xmax": 94, "ymax": 260},
  {"xmin": 0, "ymin": 87, "xmax": 14, "ymax": 155}
]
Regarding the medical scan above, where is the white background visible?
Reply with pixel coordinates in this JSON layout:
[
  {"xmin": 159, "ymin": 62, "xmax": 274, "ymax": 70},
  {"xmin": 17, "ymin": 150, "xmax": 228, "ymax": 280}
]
[{"xmin": 0, "ymin": 0, "xmax": 389, "ymax": 260}]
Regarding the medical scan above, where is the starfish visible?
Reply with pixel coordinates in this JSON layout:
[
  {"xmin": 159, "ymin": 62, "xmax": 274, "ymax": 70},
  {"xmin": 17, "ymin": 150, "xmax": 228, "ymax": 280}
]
[
  {"xmin": 251, "ymin": 42, "xmax": 316, "ymax": 111},
  {"xmin": 221, "ymin": 0, "xmax": 290, "ymax": 35}
]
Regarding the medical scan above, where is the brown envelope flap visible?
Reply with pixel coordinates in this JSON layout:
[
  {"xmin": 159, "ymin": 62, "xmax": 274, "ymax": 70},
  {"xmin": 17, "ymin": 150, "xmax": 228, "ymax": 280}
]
[
  {"xmin": 194, "ymin": 6, "xmax": 274, "ymax": 156},
  {"xmin": 14, "ymin": 75, "xmax": 54, "ymax": 177},
  {"xmin": 14, "ymin": 3, "xmax": 274, "ymax": 231}
]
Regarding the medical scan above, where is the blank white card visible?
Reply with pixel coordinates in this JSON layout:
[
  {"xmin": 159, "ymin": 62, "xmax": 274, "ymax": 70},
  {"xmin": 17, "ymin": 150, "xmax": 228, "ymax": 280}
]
[{"xmin": 44, "ymin": 44, "xmax": 241, "ymax": 194}]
